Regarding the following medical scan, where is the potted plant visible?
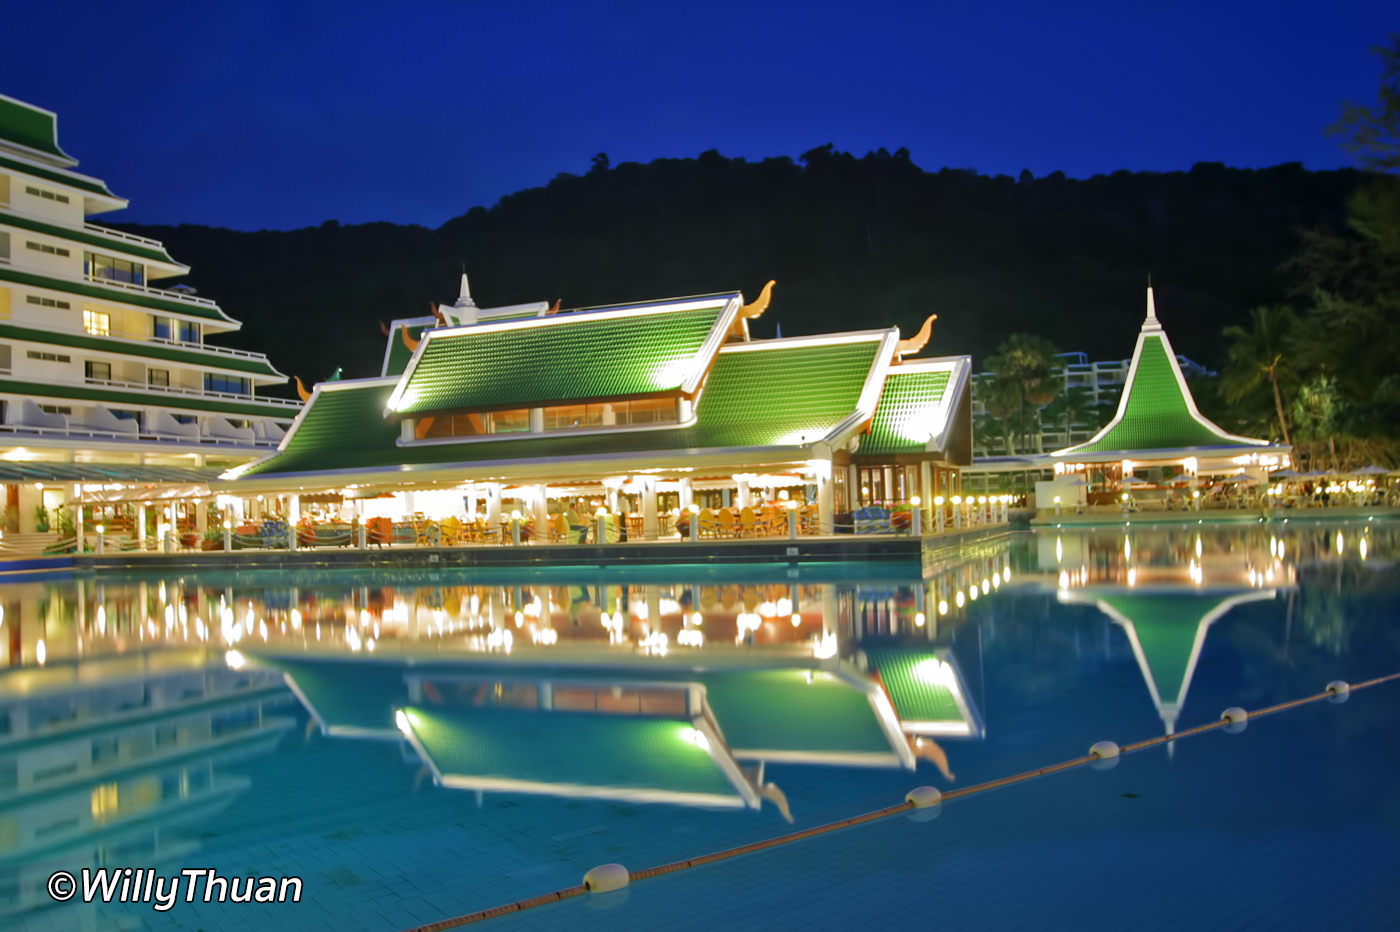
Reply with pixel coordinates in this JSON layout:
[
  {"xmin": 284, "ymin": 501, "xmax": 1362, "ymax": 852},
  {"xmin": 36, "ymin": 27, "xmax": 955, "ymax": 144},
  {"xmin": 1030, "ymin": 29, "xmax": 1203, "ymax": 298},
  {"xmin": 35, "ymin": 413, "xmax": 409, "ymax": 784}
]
[{"xmin": 201, "ymin": 527, "xmax": 225, "ymax": 551}]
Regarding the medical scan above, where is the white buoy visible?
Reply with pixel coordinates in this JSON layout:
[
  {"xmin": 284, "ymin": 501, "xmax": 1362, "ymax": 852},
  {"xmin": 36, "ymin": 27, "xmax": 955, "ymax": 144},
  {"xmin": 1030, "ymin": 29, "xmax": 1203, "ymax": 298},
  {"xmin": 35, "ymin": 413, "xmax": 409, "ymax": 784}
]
[
  {"xmin": 906, "ymin": 786, "xmax": 942, "ymax": 808},
  {"xmin": 583, "ymin": 863, "xmax": 630, "ymax": 893},
  {"xmin": 1326, "ymin": 681, "xmax": 1350, "ymax": 704},
  {"xmin": 1089, "ymin": 740, "xmax": 1120, "ymax": 771},
  {"xmin": 1221, "ymin": 707, "xmax": 1248, "ymax": 734}
]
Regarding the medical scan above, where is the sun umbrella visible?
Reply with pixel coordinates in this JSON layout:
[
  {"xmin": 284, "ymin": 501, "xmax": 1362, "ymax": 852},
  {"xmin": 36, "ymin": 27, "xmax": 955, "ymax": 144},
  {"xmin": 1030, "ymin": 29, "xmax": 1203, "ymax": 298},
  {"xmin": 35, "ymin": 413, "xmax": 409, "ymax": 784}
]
[
  {"xmin": 1268, "ymin": 468, "xmax": 1302, "ymax": 479},
  {"xmin": 1120, "ymin": 476, "xmax": 1151, "ymax": 486},
  {"xmin": 1350, "ymin": 464, "xmax": 1390, "ymax": 476}
]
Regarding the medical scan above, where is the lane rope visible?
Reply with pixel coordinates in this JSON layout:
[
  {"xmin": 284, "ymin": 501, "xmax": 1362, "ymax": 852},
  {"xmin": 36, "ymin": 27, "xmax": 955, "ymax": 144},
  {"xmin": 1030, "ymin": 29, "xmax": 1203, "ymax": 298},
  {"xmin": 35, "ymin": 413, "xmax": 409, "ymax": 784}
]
[{"xmin": 396, "ymin": 671, "xmax": 1400, "ymax": 931}]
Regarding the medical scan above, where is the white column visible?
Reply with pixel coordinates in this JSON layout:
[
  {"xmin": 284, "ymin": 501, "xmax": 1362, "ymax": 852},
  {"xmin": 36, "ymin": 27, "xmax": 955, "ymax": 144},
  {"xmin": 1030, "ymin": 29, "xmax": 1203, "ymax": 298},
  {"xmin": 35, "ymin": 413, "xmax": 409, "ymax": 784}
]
[
  {"xmin": 919, "ymin": 461, "xmax": 933, "ymax": 528},
  {"xmin": 137, "ymin": 503, "xmax": 147, "ymax": 548},
  {"xmin": 288, "ymin": 494, "xmax": 300, "ymax": 550},
  {"xmin": 530, "ymin": 408, "xmax": 544, "ymax": 433},
  {"xmin": 679, "ymin": 478, "xmax": 693, "ymax": 512},
  {"xmin": 532, "ymin": 484, "xmax": 550, "ymax": 531},
  {"xmin": 484, "ymin": 484, "xmax": 501, "ymax": 526},
  {"xmin": 195, "ymin": 499, "xmax": 208, "ymax": 536},
  {"xmin": 641, "ymin": 478, "xmax": 659, "ymax": 540},
  {"xmin": 403, "ymin": 490, "xmax": 415, "ymax": 517},
  {"xmin": 736, "ymin": 478, "xmax": 751, "ymax": 509},
  {"xmin": 74, "ymin": 487, "xmax": 84, "ymax": 547},
  {"xmin": 817, "ymin": 470, "xmax": 835, "ymax": 535}
]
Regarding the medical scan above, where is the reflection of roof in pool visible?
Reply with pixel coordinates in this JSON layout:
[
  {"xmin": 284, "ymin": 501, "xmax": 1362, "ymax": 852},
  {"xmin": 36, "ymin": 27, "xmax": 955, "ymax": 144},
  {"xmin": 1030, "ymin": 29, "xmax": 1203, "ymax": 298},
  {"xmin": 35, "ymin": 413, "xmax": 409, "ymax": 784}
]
[
  {"xmin": 400, "ymin": 705, "xmax": 751, "ymax": 807},
  {"xmin": 256, "ymin": 655, "xmax": 910, "ymax": 767},
  {"xmin": 860, "ymin": 647, "xmax": 983, "ymax": 738},
  {"xmin": 261, "ymin": 657, "xmax": 409, "ymax": 737}
]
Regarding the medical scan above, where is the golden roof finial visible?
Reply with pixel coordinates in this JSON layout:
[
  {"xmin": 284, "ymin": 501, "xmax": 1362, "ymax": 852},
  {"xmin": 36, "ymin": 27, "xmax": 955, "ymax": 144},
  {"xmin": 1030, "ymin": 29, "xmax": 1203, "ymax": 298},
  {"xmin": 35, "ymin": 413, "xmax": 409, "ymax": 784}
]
[
  {"xmin": 740, "ymin": 280, "xmax": 776, "ymax": 319},
  {"xmin": 294, "ymin": 376, "xmax": 311, "ymax": 403},
  {"xmin": 401, "ymin": 326, "xmax": 420, "ymax": 352},
  {"xmin": 896, "ymin": 314, "xmax": 937, "ymax": 359}
]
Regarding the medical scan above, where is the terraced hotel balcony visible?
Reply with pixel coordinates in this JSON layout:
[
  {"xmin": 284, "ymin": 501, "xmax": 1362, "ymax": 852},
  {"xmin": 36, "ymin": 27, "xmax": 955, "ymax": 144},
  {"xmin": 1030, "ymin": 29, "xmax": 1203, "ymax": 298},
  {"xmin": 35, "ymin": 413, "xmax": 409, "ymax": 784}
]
[
  {"xmin": 82, "ymin": 221, "xmax": 167, "ymax": 253},
  {"xmin": 81, "ymin": 374, "xmax": 300, "ymax": 411},
  {"xmin": 82, "ymin": 271, "xmax": 220, "ymax": 309}
]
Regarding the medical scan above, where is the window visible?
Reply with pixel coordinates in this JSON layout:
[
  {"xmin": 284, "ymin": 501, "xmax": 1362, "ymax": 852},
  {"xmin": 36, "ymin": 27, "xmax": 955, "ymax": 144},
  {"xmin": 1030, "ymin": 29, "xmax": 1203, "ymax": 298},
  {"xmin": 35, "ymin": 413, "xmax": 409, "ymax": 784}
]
[
  {"xmin": 27, "ymin": 350, "xmax": 70, "ymax": 363},
  {"xmin": 419, "ymin": 408, "xmax": 530, "ymax": 439},
  {"xmin": 147, "ymin": 368, "xmax": 169, "ymax": 387},
  {"xmin": 0, "ymin": 345, "xmax": 9, "ymax": 373},
  {"xmin": 204, "ymin": 374, "xmax": 250, "ymax": 396},
  {"xmin": 85, "ymin": 361, "xmax": 112, "ymax": 382},
  {"xmin": 26, "ymin": 241, "xmax": 69, "ymax": 257},
  {"xmin": 25, "ymin": 185, "xmax": 69, "ymax": 204},
  {"xmin": 83, "ymin": 251, "xmax": 144, "ymax": 286},
  {"xmin": 39, "ymin": 404, "xmax": 71, "ymax": 415},
  {"xmin": 541, "ymin": 397, "xmax": 678, "ymax": 431},
  {"xmin": 83, "ymin": 310, "xmax": 110, "ymax": 336},
  {"xmin": 26, "ymin": 295, "xmax": 70, "ymax": 310},
  {"xmin": 177, "ymin": 320, "xmax": 201, "ymax": 343},
  {"xmin": 151, "ymin": 316, "xmax": 172, "ymax": 340},
  {"xmin": 0, "ymin": 232, "xmax": 8, "ymax": 262}
]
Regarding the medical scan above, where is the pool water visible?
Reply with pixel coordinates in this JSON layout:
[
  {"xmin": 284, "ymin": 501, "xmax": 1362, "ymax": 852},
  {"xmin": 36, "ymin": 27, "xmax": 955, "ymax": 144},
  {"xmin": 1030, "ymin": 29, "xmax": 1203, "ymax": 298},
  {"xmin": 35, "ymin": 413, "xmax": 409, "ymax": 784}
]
[{"xmin": 2, "ymin": 520, "xmax": 1397, "ymax": 931}]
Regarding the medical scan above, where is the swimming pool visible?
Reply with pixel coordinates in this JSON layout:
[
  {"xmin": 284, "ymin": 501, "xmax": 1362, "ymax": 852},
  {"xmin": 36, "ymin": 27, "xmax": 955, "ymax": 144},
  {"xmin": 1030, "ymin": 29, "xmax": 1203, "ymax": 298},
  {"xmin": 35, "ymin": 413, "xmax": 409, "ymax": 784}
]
[{"xmin": 2, "ymin": 520, "xmax": 1397, "ymax": 931}]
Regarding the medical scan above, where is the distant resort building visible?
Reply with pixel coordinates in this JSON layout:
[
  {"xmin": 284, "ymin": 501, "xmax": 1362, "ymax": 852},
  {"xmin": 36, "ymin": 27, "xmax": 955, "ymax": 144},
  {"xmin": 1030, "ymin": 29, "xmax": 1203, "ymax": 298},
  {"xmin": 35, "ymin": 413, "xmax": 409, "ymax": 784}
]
[
  {"xmin": 0, "ymin": 94, "xmax": 296, "ymax": 536},
  {"xmin": 214, "ymin": 277, "xmax": 973, "ymax": 535}
]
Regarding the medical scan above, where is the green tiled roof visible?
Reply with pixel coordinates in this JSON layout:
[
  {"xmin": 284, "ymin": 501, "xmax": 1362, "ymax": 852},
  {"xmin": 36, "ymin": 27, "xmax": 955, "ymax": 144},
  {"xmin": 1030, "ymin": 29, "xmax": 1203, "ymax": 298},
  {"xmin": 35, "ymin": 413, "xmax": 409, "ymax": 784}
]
[
  {"xmin": 1060, "ymin": 333, "xmax": 1252, "ymax": 455},
  {"xmin": 0, "ymin": 323, "xmax": 283, "ymax": 378},
  {"xmin": 393, "ymin": 305, "xmax": 727, "ymax": 415},
  {"xmin": 0, "ymin": 153, "xmax": 115, "ymax": 198},
  {"xmin": 241, "ymin": 381, "xmax": 400, "ymax": 476},
  {"xmin": 1102, "ymin": 595, "xmax": 1224, "ymax": 707},
  {"xmin": 703, "ymin": 670, "xmax": 891, "ymax": 756},
  {"xmin": 0, "ymin": 267, "xmax": 233, "ymax": 323},
  {"xmin": 0, "ymin": 98, "xmax": 69, "ymax": 160},
  {"xmin": 0, "ymin": 210, "xmax": 182, "ymax": 267},
  {"xmin": 382, "ymin": 322, "xmax": 430, "ymax": 378},
  {"xmin": 403, "ymin": 705, "xmax": 738, "ymax": 800},
  {"xmin": 0, "ymin": 377, "xmax": 298, "ymax": 419},
  {"xmin": 861, "ymin": 648, "xmax": 965, "ymax": 724},
  {"xmin": 237, "ymin": 338, "xmax": 881, "ymax": 480},
  {"xmin": 860, "ymin": 368, "xmax": 952, "ymax": 456}
]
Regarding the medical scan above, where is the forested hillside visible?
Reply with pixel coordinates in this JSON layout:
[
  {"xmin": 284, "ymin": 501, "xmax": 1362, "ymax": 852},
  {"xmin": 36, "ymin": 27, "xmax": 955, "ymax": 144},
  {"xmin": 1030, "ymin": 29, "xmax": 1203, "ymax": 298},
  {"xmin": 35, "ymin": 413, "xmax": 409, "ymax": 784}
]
[{"xmin": 114, "ymin": 148, "xmax": 1360, "ymax": 395}]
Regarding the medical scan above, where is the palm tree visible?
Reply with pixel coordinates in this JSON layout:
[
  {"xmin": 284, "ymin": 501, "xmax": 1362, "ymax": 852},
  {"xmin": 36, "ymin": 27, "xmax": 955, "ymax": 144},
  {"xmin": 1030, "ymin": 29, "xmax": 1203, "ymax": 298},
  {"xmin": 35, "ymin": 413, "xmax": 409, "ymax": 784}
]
[
  {"xmin": 1041, "ymin": 384, "xmax": 1096, "ymax": 447},
  {"xmin": 1221, "ymin": 305, "xmax": 1297, "ymax": 447},
  {"xmin": 986, "ymin": 334, "xmax": 1062, "ymax": 453}
]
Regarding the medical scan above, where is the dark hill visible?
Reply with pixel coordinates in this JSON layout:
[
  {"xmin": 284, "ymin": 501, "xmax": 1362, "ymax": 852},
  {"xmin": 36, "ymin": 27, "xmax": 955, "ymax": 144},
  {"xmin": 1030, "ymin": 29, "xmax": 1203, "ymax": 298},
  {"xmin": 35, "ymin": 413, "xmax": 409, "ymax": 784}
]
[{"xmin": 112, "ymin": 148, "xmax": 1360, "ymax": 394}]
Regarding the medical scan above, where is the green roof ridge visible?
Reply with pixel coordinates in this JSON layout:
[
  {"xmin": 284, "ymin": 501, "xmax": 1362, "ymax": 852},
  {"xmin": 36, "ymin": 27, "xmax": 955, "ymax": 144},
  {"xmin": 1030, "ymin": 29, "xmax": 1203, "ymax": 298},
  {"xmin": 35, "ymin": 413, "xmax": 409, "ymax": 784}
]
[
  {"xmin": 393, "ymin": 304, "xmax": 728, "ymax": 415},
  {"xmin": 0, "ymin": 377, "xmax": 298, "ymax": 419},
  {"xmin": 0, "ymin": 97, "xmax": 70, "ymax": 161},
  {"xmin": 0, "ymin": 209, "xmax": 181, "ymax": 266},
  {"xmin": 0, "ymin": 266, "xmax": 233, "ymax": 323},
  {"xmin": 0, "ymin": 322, "xmax": 282, "ymax": 377},
  {"xmin": 0, "ymin": 153, "xmax": 114, "ymax": 198}
]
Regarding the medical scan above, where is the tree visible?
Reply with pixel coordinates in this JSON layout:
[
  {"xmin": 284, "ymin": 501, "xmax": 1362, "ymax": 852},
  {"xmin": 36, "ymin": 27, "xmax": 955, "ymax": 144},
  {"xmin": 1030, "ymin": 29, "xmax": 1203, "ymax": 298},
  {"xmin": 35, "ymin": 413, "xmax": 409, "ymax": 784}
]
[
  {"xmin": 985, "ymin": 334, "xmax": 1062, "ymax": 453},
  {"xmin": 1330, "ymin": 35, "xmax": 1400, "ymax": 173},
  {"xmin": 1220, "ymin": 305, "xmax": 1298, "ymax": 446}
]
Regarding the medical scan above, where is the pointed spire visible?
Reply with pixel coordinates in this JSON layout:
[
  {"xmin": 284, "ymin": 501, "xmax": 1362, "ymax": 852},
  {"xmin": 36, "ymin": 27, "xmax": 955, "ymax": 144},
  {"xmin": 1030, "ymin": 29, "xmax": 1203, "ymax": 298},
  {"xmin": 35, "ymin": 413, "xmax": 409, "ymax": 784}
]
[
  {"xmin": 1146, "ymin": 285, "xmax": 1157, "ymax": 322},
  {"xmin": 454, "ymin": 268, "xmax": 477, "ymax": 309}
]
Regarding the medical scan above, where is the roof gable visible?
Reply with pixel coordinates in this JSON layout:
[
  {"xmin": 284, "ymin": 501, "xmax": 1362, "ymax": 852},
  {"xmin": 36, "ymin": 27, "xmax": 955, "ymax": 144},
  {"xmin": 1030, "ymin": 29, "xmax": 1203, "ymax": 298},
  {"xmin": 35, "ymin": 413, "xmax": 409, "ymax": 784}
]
[
  {"xmin": 1053, "ymin": 290, "xmax": 1267, "ymax": 458},
  {"xmin": 387, "ymin": 297, "xmax": 740, "ymax": 416},
  {"xmin": 859, "ymin": 358, "xmax": 969, "ymax": 456}
]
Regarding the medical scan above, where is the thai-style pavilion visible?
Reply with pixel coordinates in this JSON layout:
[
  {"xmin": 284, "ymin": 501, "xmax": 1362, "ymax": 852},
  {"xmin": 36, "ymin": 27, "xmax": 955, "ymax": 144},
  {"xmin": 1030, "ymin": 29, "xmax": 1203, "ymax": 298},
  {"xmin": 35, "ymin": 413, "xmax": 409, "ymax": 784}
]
[
  {"xmin": 214, "ymin": 278, "xmax": 972, "ymax": 533},
  {"xmin": 1048, "ymin": 287, "xmax": 1289, "ymax": 480}
]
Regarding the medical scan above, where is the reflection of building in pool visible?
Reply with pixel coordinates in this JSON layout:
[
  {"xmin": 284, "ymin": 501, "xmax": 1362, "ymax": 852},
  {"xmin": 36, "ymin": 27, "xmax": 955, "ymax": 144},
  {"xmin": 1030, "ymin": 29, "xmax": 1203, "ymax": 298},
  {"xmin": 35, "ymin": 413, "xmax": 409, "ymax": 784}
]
[
  {"xmin": 213, "ymin": 278, "xmax": 973, "ymax": 535},
  {"xmin": 1059, "ymin": 588, "xmax": 1280, "ymax": 741},
  {"xmin": 254, "ymin": 649, "xmax": 975, "ymax": 811},
  {"xmin": 0, "ymin": 648, "xmax": 292, "ymax": 921}
]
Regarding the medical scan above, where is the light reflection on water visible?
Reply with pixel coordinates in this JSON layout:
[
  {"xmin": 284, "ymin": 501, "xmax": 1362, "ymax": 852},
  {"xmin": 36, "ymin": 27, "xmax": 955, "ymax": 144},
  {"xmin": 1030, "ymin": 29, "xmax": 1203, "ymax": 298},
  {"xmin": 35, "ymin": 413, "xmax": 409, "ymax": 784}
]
[{"xmin": 1, "ymin": 520, "xmax": 1396, "ymax": 930}]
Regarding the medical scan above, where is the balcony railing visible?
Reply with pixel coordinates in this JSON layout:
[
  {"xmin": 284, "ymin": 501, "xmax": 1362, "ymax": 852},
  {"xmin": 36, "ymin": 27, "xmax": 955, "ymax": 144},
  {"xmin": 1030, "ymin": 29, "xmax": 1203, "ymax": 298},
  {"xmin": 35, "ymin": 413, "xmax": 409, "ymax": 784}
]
[
  {"xmin": 0, "ymin": 420, "xmax": 280, "ymax": 448},
  {"xmin": 82, "ymin": 375, "xmax": 300, "ymax": 410},
  {"xmin": 82, "ymin": 272, "xmax": 221, "ymax": 309},
  {"xmin": 82, "ymin": 222, "xmax": 169, "ymax": 252},
  {"xmin": 147, "ymin": 335, "xmax": 277, "ymax": 363}
]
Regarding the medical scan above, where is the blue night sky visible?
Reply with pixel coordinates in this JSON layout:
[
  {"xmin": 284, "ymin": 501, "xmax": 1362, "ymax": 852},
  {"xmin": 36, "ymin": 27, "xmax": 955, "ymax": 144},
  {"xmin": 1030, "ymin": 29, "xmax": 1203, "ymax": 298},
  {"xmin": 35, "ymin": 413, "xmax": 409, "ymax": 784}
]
[{"xmin": 3, "ymin": 0, "xmax": 1396, "ymax": 231}]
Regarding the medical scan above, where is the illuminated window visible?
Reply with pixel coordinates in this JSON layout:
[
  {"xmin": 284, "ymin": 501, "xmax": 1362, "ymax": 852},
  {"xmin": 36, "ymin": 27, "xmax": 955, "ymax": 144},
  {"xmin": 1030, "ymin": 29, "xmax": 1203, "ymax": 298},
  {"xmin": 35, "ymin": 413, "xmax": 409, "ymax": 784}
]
[
  {"xmin": 420, "ymin": 408, "xmax": 530, "ymax": 438},
  {"xmin": 84, "ymin": 360, "xmax": 111, "ymax": 382},
  {"xmin": 83, "ymin": 310, "xmax": 110, "ymax": 335},
  {"xmin": 147, "ymin": 369, "xmax": 169, "ymax": 387},
  {"xmin": 91, "ymin": 783, "xmax": 119, "ymax": 823},
  {"xmin": 541, "ymin": 397, "xmax": 678, "ymax": 431},
  {"xmin": 83, "ymin": 251, "xmax": 144, "ymax": 285}
]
